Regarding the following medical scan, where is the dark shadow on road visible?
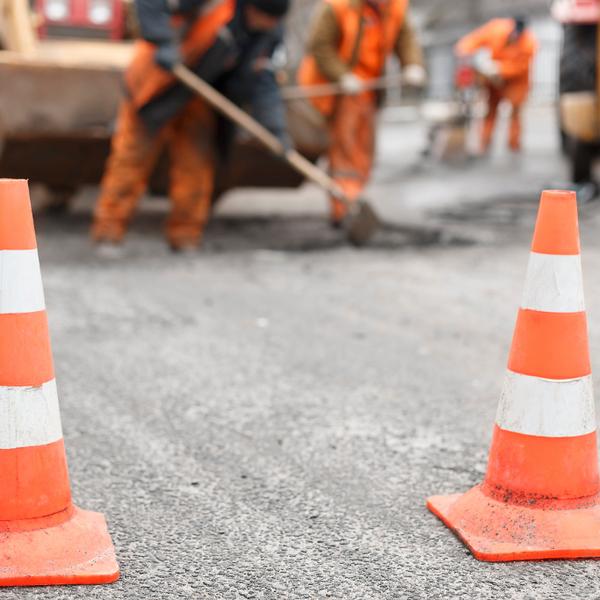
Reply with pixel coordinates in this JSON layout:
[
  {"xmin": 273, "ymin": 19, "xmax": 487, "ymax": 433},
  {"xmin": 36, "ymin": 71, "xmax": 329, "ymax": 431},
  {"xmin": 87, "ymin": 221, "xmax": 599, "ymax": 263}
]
[
  {"xmin": 34, "ymin": 211, "xmax": 475, "ymax": 255},
  {"xmin": 433, "ymin": 192, "xmax": 539, "ymax": 226}
]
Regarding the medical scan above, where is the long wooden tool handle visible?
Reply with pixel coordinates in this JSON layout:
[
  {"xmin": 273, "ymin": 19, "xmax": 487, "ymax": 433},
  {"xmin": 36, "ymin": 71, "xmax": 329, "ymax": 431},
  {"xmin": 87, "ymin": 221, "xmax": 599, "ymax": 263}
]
[
  {"xmin": 281, "ymin": 72, "xmax": 404, "ymax": 101},
  {"xmin": 173, "ymin": 64, "xmax": 345, "ymax": 200},
  {"xmin": 174, "ymin": 64, "xmax": 283, "ymax": 154}
]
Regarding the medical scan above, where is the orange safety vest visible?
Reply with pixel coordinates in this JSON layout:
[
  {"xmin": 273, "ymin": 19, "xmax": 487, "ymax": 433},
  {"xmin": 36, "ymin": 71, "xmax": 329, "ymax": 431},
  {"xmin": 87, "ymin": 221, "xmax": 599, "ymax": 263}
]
[
  {"xmin": 125, "ymin": 0, "xmax": 235, "ymax": 110},
  {"xmin": 298, "ymin": 0, "xmax": 408, "ymax": 115},
  {"xmin": 455, "ymin": 18, "xmax": 538, "ymax": 106}
]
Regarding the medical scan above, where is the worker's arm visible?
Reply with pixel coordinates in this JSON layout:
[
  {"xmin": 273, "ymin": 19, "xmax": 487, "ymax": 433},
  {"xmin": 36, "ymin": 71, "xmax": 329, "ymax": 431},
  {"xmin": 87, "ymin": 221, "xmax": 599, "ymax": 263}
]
[
  {"xmin": 455, "ymin": 21, "xmax": 495, "ymax": 57},
  {"xmin": 250, "ymin": 37, "xmax": 291, "ymax": 149},
  {"xmin": 307, "ymin": 2, "xmax": 348, "ymax": 82},
  {"xmin": 395, "ymin": 15, "xmax": 424, "ymax": 68},
  {"xmin": 395, "ymin": 14, "xmax": 426, "ymax": 87},
  {"xmin": 135, "ymin": 0, "xmax": 209, "ymax": 69},
  {"xmin": 135, "ymin": 0, "xmax": 176, "ymax": 46},
  {"xmin": 251, "ymin": 67, "xmax": 291, "ymax": 149},
  {"xmin": 497, "ymin": 37, "xmax": 538, "ymax": 80}
]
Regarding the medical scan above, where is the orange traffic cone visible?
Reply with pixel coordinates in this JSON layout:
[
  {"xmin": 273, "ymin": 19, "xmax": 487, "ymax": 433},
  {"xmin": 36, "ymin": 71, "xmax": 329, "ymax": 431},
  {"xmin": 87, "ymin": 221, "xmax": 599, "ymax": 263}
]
[
  {"xmin": 0, "ymin": 179, "xmax": 119, "ymax": 586},
  {"xmin": 428, "ymin": 189, "xmax": 600, "ymax": 562}
]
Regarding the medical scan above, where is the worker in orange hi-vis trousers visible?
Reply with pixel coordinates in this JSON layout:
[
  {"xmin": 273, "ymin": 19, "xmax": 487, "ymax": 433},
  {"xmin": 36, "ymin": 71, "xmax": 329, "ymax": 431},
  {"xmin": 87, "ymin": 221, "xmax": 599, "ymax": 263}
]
[
  {"xmin": 92, "ymin": 0, "xmax": 291, "ymax": 253},
  {"xmin": 298, "ymin": 0, "xmax": 425, "ymax": 226},
  {"xmin": 95, "ymin": 98, "xmax": 216, "ymax": 252},
  {"xmin": 456, "ymin": 15, "xmax": 538, "ymax": 154}
]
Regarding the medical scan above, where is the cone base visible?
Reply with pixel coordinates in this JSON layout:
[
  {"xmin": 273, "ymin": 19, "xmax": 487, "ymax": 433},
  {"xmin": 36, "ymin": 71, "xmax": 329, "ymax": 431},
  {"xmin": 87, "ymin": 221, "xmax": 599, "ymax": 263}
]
[
  {"xmin": 427, "ymin": 484, "xmax": 600, "ymax": 562},
  {"xmin": 0, "ymin": 506, "xmax": 120, "ymax": 587}
]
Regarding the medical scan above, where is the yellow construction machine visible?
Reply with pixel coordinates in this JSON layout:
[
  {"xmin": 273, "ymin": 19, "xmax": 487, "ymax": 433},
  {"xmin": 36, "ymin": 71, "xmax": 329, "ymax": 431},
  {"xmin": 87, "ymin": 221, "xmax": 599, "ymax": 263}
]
[{"xmin": 0, "ymin": 0, "xmax": 326, "ymax": 210}]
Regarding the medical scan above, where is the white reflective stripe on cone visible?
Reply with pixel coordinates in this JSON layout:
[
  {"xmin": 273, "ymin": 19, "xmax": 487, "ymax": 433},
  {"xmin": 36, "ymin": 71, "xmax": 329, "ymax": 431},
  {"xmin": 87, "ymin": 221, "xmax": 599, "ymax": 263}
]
[
  {"xmin": 0, "ymin": 379, "xmax": 63, "ymax": 449},
  {"xmin": 0, "ymin": 249, "xmax": 46, "ymax": 314},
  {"xmin": 496, "ymin": 370, "xmax": 595, "ymax": 437},
  {"xmin": 521, "ymin": 252, "xmax": 584, "ymax": 313}
]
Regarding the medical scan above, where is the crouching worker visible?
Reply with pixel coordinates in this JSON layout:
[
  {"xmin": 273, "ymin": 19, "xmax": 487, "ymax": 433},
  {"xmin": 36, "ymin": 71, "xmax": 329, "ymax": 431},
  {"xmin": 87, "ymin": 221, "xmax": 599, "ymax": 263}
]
[
  {"xmin": 298, "ymin": 0, "xmax": 425, "ymax": 226},
  {"xmin": 92, "ymin": 0, "xmax": 291, "ymax": 252},
  {"xmin": 456, "ymin": 16, "xmax": 537, "ymax": 154}
]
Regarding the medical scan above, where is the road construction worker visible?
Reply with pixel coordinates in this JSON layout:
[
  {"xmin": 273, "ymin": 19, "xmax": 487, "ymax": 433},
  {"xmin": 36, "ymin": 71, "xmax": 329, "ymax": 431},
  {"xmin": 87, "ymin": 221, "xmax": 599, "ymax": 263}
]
[
  {"xmin": 91, "ymin": 0, "xmax": 290, "ymax": 251},
  {"xmin": 456, "ymin": 16, "xmax": 538, "ymax": 154},
  {"xmin": 298, "ymin": 0, "xmax": 425, "ymax": 226}
]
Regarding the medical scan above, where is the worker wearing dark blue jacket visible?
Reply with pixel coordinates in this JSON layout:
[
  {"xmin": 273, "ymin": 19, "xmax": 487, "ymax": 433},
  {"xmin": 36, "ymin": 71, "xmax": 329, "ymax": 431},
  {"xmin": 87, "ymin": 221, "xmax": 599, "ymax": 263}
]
[{"xmin": 92, "ymin": 0, "xmax": 290, "ymax": 251}]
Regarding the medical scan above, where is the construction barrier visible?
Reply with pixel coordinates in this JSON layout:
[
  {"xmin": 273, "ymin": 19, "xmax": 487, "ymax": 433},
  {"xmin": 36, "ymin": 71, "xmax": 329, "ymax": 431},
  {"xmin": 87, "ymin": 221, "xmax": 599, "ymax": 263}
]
[
  {"xmin": 0, "ymin": 179, "xmax": 119, "ymax": 586},
  {"xmin": 427, "ymin": 189, "xmax": 600, "ymax": 561}
]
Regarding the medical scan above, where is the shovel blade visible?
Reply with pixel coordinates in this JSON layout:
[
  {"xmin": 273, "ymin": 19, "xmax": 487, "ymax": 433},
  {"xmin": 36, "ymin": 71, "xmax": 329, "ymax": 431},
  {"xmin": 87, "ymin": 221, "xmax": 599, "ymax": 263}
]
[{"xmin": 346, "ymin": 200, "xmax": 380, "ymax": 246}]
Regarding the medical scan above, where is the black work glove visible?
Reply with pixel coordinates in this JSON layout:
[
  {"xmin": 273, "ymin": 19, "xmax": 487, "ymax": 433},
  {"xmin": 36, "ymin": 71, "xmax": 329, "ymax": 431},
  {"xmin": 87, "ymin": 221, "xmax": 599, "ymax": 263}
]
[{"xmin": 155, "ymin": 43, "xmax": 182, "ymax": 72}]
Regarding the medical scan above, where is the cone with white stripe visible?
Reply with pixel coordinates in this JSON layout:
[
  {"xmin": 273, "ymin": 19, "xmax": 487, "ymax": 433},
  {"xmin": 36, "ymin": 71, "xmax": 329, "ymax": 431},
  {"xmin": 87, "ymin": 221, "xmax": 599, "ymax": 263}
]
[
  {"xmin": 427, "ymin": 189, "xmax": 600, "ymax": 562},
  {"xmin": 0, "ymin": 179, "xmax": 119, "ymax": 586}
]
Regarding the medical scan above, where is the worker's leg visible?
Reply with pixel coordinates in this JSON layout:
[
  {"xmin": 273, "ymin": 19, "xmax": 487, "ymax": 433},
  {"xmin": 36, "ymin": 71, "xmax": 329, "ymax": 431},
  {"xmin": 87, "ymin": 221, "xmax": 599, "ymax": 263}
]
[
  {"xmin": 92, "ymin": 101, "xmax": 163, "ymax": 243},
  {"xmin": 327, "ymin": 94, "xmax": 376, "ymax": 224},
  {"xmin": 166, "ymin": 98, "xmax": 216, "ymax": 249},
  {"xmin": 481, "ymin": 86, "xmax": 501, "ymax": 153},
  {"xmin": 508, "ymin": 103, "xmax": 522, "ymax": 152}
]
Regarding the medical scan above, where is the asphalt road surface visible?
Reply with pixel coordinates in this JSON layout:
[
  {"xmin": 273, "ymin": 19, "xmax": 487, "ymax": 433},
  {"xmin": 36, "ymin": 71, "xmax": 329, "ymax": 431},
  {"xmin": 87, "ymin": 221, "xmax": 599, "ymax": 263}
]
[{"xmin": 6, "ymin": 106, "xmax": 600, "ymax": 599}]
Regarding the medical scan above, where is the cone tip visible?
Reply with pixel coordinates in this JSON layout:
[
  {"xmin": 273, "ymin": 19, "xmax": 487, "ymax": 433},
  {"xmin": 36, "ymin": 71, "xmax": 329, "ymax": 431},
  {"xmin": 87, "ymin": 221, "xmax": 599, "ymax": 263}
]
[
  {"xmin": 0, "ymin": 179, "xmax": 30, "ymax": 199},
  {"xmin": 540, "ymin": 189, "xmax": 577, "ymax": 204},
  {"xmin": 532, "ymin": 189, "xmax": 580, "ymax": 255},
  {"xmin": 0, "ymin": 179, "xmax": 36, "ymax": 251}
]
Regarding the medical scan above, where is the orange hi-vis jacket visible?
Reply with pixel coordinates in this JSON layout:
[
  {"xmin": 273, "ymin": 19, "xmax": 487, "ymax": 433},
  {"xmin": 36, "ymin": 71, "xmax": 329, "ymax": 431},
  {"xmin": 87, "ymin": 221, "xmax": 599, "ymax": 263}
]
[
  {"xmin": 298, "ymin": 0, "xmax": 408, "ymax": 115},
  {"xmin": 455, "ymin": 18, "xmax": 538, "ymax": 106},
  {"xmin": 125, "ymin": 0, "xmax": 235, "ymax": 110}
]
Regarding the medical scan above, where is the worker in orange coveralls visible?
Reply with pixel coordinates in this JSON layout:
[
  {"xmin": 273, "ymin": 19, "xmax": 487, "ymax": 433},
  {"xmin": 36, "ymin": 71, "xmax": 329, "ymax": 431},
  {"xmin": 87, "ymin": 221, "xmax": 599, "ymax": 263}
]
[
  {"xmin": 456, "ymin": 15, "xmax": 538, "ymax": 154},
  {"xmin": 92, "ymin": 0, "xmax": 291, "ymax": 252},
  {"xmin": 298, "ymin": 0, "xmax": 425, "ymax": 226}
]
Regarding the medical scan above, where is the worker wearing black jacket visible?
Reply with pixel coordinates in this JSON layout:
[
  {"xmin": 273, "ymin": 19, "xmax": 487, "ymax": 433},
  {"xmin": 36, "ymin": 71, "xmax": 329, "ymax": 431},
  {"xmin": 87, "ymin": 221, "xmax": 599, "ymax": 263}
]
[{"xmin": 92, "ymin": 0, "xmax": 290, "ymax": 251}]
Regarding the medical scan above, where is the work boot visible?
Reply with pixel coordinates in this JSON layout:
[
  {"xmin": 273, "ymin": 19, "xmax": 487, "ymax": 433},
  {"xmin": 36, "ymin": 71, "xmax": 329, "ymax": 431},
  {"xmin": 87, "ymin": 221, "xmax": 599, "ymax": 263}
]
[
  {"xmin": 169, "ymin": 243, "xmax": 199, "ymax": 255},
  {"xmin": 95, "ymin": 241, "xmax": 124, "ymax": 260},
  {"xmin": 92, "ymin": 222, "xmax": 125, "ymax": 259},
  {"xmin": 508, "ymin": 140, "xmax": 521, "ymax": 154},
  {"xmin": 91, "ymin": 219, "xmax": 126, "ymax": 245},
  {"xmin": 329, "ymin": 199, "xmax": 347, "ymax": 229},
  {"xmin": 168, "ymin": 233, "xmax": 202, "ymax": 254},
  {"xmin": 478, "ymin": 141, "xmax": 492, "ymax": 158}
]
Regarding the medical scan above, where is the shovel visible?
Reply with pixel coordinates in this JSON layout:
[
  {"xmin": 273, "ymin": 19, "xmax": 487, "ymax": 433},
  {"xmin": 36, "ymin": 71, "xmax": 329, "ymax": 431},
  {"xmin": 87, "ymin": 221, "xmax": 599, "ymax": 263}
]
[{"xmin": 173, "ymin": 64, "xmax": 379, "ymax": 246}]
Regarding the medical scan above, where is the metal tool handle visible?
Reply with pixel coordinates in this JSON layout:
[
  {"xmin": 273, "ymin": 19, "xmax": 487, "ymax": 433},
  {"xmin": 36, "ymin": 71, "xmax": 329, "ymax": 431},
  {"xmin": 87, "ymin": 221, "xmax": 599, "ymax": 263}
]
[{"xmin": 173, "ymin": 64, "xmax": 347, "ymax": 202}]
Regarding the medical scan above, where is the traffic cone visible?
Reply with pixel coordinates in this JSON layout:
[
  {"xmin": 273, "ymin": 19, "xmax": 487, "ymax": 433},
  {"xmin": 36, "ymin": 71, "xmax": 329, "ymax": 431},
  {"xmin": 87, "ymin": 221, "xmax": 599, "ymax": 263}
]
[
  {"xmin": 0, "ymin": 179, "xmax": 119, "ymax": 586},
  {"xmin": 427, "ymin": 189, "xmax": 600, "ymax": 562}
]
